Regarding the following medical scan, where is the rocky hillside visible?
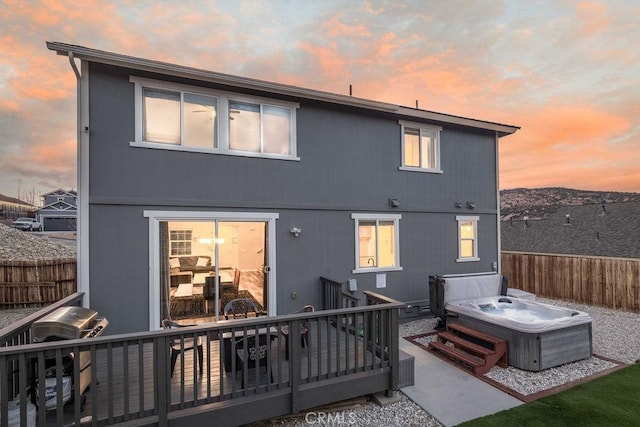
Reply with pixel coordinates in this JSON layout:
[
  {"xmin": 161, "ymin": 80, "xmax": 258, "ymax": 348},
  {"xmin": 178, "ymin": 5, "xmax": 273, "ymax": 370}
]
[
  {"xmin": 500, "ymin": 187, "xmax": 640, "ymax": 221},
  {"xmin": 0, "ymin": 224, "xmax": 76, "ymax": 261}
]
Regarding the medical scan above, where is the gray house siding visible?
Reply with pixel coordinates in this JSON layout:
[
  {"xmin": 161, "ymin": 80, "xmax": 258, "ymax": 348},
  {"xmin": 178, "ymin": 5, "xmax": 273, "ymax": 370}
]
[{"xmin": 86, "ymin": 62, "xmax": 502, "ymax": 334}]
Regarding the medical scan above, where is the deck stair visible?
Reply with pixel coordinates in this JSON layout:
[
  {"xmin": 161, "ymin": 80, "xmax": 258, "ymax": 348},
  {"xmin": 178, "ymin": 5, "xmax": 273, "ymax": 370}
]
[{"xmin": 428, "ymin": 323, "xmax": 508, "ymax": 375}]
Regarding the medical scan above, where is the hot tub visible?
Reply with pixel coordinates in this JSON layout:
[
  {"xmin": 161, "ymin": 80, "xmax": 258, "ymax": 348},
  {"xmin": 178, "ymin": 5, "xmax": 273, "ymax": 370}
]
[{"xmin": 430, "ymin": 274, "xmax": 593, "ymax": 371}]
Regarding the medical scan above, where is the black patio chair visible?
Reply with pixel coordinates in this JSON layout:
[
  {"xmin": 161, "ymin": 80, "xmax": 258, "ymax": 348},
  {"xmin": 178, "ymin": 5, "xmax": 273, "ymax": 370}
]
[
  {"xmin": 280, "ymin": 304, "xmax": 314, "ymax": 360},
  {"xmin": 162, "ymin": 319, "xmax": 203, "ymax": 377},
  {"xmin": 234, "ymin": 331, "xmax": 277, "ymax": 388},
  {"xmin": 223, "ymin": 297, "xmax": 262, "ymax": 320}
]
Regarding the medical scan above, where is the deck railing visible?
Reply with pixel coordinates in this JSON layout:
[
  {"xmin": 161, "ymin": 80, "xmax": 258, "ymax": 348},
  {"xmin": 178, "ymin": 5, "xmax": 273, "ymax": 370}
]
[
  {"xmin": 0, "ymin": 292, "xmax": 402, "ymax": 426},
  {"xmin": 320, "ymin": 276, "xmax": 360, "ymax": 310}
]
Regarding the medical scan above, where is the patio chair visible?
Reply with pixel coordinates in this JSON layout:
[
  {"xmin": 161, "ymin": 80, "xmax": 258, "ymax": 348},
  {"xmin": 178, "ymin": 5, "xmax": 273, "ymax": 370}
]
[
  {"xmin": 234, "ymin": 331, "xmax": 277, "ymax": 388},
  {"xmin": 162, "ymin": 319, "xmax": 204, "ymax": 377},
  {"xmin": 280, "ymin": 304, "xmax": 314, "ymax": 360},
  {"xmin": 223, "ymin": 297, "xmax": 262, "ymax": 320}
]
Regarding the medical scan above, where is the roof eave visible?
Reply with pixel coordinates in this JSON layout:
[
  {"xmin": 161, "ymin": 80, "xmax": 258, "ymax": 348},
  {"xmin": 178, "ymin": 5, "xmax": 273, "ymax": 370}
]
[{"xmin": 47, "ymin": 41, "xmax": 519, "ymax": 136}]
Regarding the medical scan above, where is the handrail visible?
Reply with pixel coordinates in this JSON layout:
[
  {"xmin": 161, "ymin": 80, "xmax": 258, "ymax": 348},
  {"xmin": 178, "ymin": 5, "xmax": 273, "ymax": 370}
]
[{"xmin": 320, "ymin": 276, "xmax": 360, "ymax": 309}]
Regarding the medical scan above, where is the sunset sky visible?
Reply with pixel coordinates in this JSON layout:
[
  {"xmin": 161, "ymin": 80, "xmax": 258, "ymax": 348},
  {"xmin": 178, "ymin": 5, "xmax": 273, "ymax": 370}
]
[{"xmin": 1, "ymin": 0, "xmax": 638, "ymax": 202}]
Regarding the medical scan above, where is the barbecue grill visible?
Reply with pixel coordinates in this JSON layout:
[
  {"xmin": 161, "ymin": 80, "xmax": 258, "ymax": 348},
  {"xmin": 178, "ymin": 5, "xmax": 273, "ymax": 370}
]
[{"xmin": 31, "ymin": 306, "xmax": 108, "ymax": 410}]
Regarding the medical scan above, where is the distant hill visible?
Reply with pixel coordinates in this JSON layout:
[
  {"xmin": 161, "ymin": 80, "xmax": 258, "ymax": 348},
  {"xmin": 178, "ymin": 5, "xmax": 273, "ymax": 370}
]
[{"xmin": 500, "ymin": 187, "xmax": 640, "ymax": 221}]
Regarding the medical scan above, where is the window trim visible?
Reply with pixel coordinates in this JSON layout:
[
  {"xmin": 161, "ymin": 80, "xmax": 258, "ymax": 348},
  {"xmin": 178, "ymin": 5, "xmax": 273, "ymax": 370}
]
[
  {"xmin": 351, "ymin": 213, "xmax": 402, "ymax": 274},
  {"xmin": 456, "ymin": 215, "xmax": 479, "ymax": 262},
  {"xmin": 398, "ymin": 120, "xmax": 442, "ymax": 173},
  {"xmin": 130, "ymin": 76, "xmax": 300, "ymax": 161}
]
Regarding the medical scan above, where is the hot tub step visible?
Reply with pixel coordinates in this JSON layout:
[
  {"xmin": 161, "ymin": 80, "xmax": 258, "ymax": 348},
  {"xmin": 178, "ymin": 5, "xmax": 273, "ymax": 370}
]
[
  {"xmin": 447, "ymin": 323, "xmax": 505, "ymax": 346},
  {"xmin": 437, "ymin": 332, "xmax": 494, "ymax": 357},
  {"xmin": 428, "ymin": 341, "xmax": 485, "ymax": 371},
  {"xmin": 428, "ymin": 323, "xmax": 508, "ymax": 375}
]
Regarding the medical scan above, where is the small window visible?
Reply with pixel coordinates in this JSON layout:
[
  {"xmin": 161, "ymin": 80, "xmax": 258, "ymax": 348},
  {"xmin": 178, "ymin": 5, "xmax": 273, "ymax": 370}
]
[
  {"xmin": 399, "ymin": 120, "xmax": 442, "ymax": 173},
  {"xmin": 456, "ymin": 216, "xmax": 479, "ymax": 262},
  {"xmin": 169, "ymin": 229, "xmax": 192, "ymax": 256},
  {"xmin": 352, "ymin": 214, "xmax": 402, "ymax": 273}
]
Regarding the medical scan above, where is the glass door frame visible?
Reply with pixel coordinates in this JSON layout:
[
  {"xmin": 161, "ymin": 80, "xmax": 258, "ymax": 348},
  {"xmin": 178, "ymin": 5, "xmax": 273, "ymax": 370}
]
[{"xmin": 144, "ymin": 210, "xmax": 279, "ymax": 330}]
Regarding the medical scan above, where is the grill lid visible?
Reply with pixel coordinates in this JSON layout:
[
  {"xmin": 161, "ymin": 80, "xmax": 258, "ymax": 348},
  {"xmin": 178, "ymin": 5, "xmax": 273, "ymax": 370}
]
[{"xmin": 31, "ymin": 306, "xmax": 100, "ymax": 342}]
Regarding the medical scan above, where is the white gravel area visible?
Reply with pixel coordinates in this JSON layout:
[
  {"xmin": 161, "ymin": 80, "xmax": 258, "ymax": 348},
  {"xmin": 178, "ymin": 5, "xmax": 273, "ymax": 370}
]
[{"xmin": 0, "ymin": 223, "xmax": 75, "ymax": 260}]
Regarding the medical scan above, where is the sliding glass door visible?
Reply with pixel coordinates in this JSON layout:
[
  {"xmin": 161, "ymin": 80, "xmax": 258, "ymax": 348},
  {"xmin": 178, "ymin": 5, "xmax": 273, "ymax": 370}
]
[{"xmin": 149, "ymin": 211, "xmax": 277, "ymax": 328}]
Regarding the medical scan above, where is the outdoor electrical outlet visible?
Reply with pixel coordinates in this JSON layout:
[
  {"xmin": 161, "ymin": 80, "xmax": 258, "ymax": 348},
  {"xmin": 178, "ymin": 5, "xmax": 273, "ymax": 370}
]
[{"xmin": 291, "ymin": 290, "xmax": 297, "ymax": 299}]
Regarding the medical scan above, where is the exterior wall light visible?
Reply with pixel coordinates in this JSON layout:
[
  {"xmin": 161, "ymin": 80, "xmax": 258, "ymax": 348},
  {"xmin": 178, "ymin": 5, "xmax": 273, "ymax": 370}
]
[
  {"xmin": 389, "ymin": 198, "xmax": 400, "ymax": 208},
  {"xmin": 290, "ymin": 227, "xmax": 302, "ymax": 237},
  {"xmin": 467, "ymin": 201, "xmax": 476, "ymax": 209}
]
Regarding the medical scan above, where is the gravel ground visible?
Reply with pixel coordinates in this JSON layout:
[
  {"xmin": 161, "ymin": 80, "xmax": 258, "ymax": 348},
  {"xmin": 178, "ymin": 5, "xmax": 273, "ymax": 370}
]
[{"xmin": 0, "ymin": 223, "xmax": 76, "ymax": 260}]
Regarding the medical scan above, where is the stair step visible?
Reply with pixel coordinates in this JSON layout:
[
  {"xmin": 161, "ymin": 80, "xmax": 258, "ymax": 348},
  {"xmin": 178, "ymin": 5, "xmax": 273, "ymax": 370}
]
[
  {"xmin": 438, "ymin": 332, "xmax": 494, "ymax": 357},
  {"xmin": 429, "ymin": 341, "xmax": 485, "ymax": 368},
  {"xmin": 447, "ymin": 322, "xmax": 506, "ymax": 345}
]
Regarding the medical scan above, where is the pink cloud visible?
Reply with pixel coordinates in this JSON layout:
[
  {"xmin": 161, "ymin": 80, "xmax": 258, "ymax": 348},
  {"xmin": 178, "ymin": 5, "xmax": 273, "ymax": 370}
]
[{"xmin": 576, "ymin": 2, "xmax": 610, "ymax": 36}]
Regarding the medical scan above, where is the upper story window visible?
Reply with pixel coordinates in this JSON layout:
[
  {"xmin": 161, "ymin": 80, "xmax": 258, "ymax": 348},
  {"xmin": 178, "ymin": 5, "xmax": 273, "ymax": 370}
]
[
  {"xmin": 399, "ymin": 120, "xmax": 442, "ymax": 173},
  {"xmin": 456, "ymin": 216, "xmax": 479, "ymax": 262},
  {"xmin": 131, "ymin": 77, "xmax": 299, "ymax": 160},
  {"xmin": 143, "ymin": 88, "xmax": 218, "ymax": 149},
  {"xmin": 229, "ymin": 101, "xmax": 292, "ymax": 155},
  {"xmin": 352, "ymin": 213, "xmax": 402, "ymax": 273}
]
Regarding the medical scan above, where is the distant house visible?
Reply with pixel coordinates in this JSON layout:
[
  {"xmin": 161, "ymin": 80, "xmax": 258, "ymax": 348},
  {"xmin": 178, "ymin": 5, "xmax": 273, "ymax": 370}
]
[
  {"xmin": 0, "ymin": 193, "xmax": 34, "ymax": 220},
  {"xmin": 501, "ymin": 202, "xmax": 640, "ymax": 259},
  {"xmin": 48, "ymin": 42, "xmax": 519, "ymax": 334},
  {"xmin": 36, "ymin": 189, "xmax": 77, "ymax": 231}
]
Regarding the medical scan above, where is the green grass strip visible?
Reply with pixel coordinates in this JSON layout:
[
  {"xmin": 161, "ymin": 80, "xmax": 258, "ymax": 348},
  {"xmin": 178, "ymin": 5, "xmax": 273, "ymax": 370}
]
[{"xmin": 460, "ymin": 363, "xmax": 640, "ymax": 427}]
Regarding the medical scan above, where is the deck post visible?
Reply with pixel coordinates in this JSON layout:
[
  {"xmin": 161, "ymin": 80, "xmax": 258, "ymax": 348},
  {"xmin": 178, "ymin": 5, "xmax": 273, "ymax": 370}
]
[
  {"xmin": 387, "ymin": 306, "xmax": 399, "ymax": 397},
  {"xmin": 156, "ymin": 337, "xmax": 169, "ymax": 426},
  {"xmin": 290, "ymin": 320, "xmax": 301, "ymax": 413}
]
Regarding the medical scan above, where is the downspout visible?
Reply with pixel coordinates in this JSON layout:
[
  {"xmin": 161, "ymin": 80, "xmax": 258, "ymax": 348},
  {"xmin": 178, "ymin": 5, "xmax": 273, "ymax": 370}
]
[
  {"xmin": 495, "ymin": 131, "xmax": 502, "ymax": 275},
  {"xmin": 68, "ymin": 52, "xmax": 90, "ymax": 307}
]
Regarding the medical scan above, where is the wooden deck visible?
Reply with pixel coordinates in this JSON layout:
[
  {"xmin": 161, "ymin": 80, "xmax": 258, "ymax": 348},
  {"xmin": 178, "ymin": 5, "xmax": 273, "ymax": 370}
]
[
  {"xmin": 41, "ymin": 320, "xmax": 381, "ymax": 425},
  {"xmin": 1, "ymin": 290, "xmax": 401, "ymax": 426}
]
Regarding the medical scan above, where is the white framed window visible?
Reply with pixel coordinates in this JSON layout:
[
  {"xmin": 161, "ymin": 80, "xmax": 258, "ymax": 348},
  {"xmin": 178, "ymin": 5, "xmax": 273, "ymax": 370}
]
[
  {"xmin": 456, "ymin": 216, "xmax": 479, "ymax": 262},
  {"xmin": 229, "ymin": 101, "xmax": 293, "ymax": 155},
  {"xmin": 169, "ymin": 229, "xmax": 192, "ymax": 256},
  {"xmin": 399, "ymin": 120, "xmax": 442, "ymax": 173},
  {"xmin": 131, "ymin": 77, "xmax": 299, "ymax": 160},
  {"xmin": 352, "ymin": 213, "xmax": 402, "ymax": 273}
]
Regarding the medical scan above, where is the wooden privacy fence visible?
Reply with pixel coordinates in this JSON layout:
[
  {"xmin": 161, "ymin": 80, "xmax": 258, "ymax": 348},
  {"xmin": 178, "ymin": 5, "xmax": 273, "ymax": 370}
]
[
  {"xmin": 502, "ymin": 251, "xmax": 640, "ymax": 313},
  {"xmin": 0, "ymin": 258, "xmax": 76, "ymax": 307}
]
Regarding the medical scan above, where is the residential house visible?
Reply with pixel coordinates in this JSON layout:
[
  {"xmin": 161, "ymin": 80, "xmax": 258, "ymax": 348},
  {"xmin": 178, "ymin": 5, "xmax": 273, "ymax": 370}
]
[
  {"xmin": 48, "ymin": 42, "xmax": 519, "ymax": 334},
  {"xmin": 502, "ymin": 202, "xmax": 640, "ymax": 259},
  {"xmin": 0, "ymin": 193, "xmax": 34, "ymax": 221},
  {"xmin": 35, "ymin": 188, "xmax": 78, "ymax": 231}
]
